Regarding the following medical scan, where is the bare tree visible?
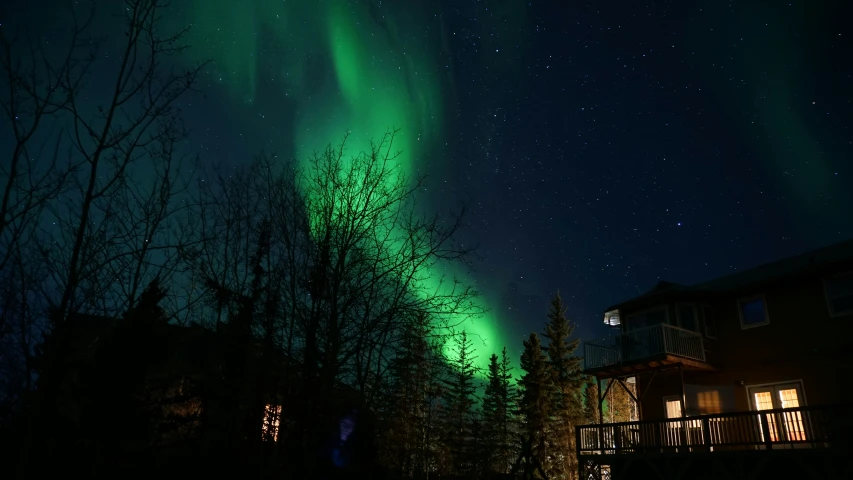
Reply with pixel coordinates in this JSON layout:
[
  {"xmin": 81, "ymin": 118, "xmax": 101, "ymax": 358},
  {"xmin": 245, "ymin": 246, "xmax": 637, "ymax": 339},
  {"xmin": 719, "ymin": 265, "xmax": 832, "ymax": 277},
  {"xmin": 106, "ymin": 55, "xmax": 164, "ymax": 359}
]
[
  {"xmin": 0, "ymin": 1, "xmax": 94, "ymax": 411},
  {"xmin": 0, "ymin": 3, "xmax": 86, "ymax": 273},
  {"xmin": 288, "ymin": 130, "xmax": 481, "ymax": 476},
  {"xmin": 298, "ymin": 130, "xmax": 479, "ymax": 404},
  {"xmin": 181, "ymin": 130, "xmax": 481, "ymax": 475},
  {"xmin": 9, "ymin": 0, "xmax": 206, "ymax": 473},
  {"xmin": 34, "ymin": 0, "xmax": 205, "ymax": 324}
]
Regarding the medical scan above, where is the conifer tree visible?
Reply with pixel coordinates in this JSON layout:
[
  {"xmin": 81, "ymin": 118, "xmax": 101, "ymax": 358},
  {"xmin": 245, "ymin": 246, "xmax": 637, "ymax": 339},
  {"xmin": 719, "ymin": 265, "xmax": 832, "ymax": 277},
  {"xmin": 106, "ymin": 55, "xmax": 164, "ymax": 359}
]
[
  {"xmin": 517, "ymin": 333, "xmax": 551, "ymax": 476},
  {"xmin": 543, "ymin": 292, "xmax": 585, "ymax": 479},
  {"xmin": 481, "ymin": 347, "xmax": 517, "ymax": 475},
  {"xmin": 442, "ymin": 330, "xmax": 478, "ymax": 475},
  {"xmin": 382, "ymin": 313, "xmax": 445, "ymax": 478}
]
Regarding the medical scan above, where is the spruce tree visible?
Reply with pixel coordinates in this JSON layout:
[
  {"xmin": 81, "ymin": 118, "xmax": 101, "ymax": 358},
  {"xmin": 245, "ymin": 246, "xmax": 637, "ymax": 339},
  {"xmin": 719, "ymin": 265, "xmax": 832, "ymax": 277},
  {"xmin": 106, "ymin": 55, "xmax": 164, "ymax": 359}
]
[
  {"xmin": 442, "ymin": 330, "xmax": 478, "ymax": 476},
  {"xmin": 543, "ymin": 291, "xmax": 585, "ymax": 480},
  {"xmin": 383, "ymin": 312, "xmax": 445, "ymax": 478},
  {"xmin": 498, "ymin": 347, "xmax": 518, "ymax": 470},
  {"xmin": 481, "ymin": 347, "xmax": 516, "ymax": 475},
  {"xmin": 518, "ymin": 333, "xmax": 551, "ymax": 476}
]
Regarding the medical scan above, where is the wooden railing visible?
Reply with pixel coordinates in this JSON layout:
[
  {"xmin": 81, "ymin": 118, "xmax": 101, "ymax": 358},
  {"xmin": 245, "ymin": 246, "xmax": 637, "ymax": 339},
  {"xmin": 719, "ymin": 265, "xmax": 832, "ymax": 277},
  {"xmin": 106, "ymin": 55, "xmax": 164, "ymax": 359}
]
[
  {"xmin": 576, "ymin": 405, "xmax": 849, "ymax": 456},
  {"xmin": 584, "ymin": 323, "xmax": 705, "ymax": 371}
]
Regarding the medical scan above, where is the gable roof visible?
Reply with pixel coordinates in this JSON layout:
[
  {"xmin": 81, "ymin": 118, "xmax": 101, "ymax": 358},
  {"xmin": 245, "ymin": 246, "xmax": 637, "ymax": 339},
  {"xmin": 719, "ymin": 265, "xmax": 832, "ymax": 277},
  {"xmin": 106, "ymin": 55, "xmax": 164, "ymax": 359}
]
[{"xmin": 605, "ymin": 238, "xmax": 853, "ymax": 313}]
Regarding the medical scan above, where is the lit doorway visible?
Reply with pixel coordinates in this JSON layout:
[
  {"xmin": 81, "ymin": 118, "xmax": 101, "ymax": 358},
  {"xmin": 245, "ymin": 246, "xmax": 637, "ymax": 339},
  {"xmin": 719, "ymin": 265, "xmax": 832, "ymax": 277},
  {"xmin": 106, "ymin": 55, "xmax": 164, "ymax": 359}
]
[{"xmin": 746, "ymin": 381, "xmax": 807, "ymax": 443}]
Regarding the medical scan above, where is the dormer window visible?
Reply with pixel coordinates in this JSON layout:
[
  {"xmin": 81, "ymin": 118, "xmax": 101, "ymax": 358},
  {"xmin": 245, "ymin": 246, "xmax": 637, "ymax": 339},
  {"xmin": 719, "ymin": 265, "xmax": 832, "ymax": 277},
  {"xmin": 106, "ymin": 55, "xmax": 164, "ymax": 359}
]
[
  {"xmin": 603, "ymin": 309, "xmax": 621, "ymax": 326},
  {"xmin": 825, "ymin": 272, "xmax": 853, "ymax": 317}
]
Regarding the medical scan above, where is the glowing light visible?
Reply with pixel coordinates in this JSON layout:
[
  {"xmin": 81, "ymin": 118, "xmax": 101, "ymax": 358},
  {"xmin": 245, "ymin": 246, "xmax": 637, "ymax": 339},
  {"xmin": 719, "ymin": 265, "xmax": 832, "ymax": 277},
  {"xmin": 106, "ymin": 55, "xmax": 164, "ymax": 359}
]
[{"xmin": 262, "ymin": 404, "xmax": 281, "ymax": 442}]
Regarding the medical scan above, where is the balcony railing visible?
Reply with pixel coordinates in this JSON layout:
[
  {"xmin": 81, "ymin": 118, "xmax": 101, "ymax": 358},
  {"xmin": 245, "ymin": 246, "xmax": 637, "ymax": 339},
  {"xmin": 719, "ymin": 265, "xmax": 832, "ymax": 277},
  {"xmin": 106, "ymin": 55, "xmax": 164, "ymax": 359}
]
[
  {"xmin": 577, "ymin": 405, "xmax": 848, "ymax": 456},
  {"xmin": 584, "ymin": 323, "xmax": 705, "ymax": 371}
]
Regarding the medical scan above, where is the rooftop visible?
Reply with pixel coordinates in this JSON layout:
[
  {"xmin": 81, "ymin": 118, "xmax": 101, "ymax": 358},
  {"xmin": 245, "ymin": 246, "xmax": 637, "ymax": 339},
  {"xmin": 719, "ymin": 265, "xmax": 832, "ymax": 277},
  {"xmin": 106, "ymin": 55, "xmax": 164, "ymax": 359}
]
[{"xmin": 605, "ymin": 238, "xmax": 853, "ymax": 315}]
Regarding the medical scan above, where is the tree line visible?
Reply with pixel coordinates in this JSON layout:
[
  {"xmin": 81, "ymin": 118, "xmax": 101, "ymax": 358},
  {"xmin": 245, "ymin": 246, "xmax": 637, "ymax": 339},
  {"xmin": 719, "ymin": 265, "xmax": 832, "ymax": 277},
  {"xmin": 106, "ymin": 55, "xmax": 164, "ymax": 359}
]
[{"xmin": 0, "ymin": 1, "xmax": 635, "ymax": 478}]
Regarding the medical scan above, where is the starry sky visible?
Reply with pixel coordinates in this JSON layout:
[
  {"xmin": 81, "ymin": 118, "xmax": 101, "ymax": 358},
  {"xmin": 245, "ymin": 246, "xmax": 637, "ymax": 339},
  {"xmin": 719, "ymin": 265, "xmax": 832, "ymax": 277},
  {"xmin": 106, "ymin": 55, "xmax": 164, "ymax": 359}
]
[{"xmin": 9, "ymin": 0, "xmax": 852, "ymax": 368}]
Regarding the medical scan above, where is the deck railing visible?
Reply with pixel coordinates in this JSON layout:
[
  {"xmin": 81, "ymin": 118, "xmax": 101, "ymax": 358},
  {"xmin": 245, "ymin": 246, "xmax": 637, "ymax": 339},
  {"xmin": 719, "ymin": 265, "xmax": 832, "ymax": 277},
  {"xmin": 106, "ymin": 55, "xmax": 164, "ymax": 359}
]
[
  {"xmin": 576, "ymin": 405, "xmax": 848, "ymax": 456},
  {"xmin": 584, "ymin": 323, "xmax": 705, "ymax": 371}
]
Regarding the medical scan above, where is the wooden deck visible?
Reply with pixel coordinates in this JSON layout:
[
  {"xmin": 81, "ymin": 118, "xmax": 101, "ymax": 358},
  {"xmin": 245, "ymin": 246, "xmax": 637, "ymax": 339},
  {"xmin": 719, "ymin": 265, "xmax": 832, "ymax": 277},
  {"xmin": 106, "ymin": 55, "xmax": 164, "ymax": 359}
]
[
  {"xmin": 577, "ymin": 404, "xmax": 848, "ymax": 457},
  {"xmin": 583, "ymin": 323, "xmax": 711, "ymax": 377},
  {"xmin": 577, "ymin": 404, "xmax": 852, "ymax": 479}
]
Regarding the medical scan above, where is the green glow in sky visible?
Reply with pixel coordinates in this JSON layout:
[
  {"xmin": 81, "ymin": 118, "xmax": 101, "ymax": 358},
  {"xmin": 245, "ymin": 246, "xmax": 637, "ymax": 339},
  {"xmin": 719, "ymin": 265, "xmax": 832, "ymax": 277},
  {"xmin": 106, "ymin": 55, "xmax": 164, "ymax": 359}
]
[
  {"xmin": 180, "ymin": 0, "xmax": 509, "ymax": 376},
  {"xmin": 687, "ymin": 2, "xmax": 852, "ymax": 241}
]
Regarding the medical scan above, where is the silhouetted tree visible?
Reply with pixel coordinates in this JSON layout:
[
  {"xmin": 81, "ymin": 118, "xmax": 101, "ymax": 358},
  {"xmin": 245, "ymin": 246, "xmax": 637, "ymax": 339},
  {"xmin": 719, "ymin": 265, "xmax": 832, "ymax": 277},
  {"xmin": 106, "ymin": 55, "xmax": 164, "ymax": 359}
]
[
  {"xmin": 482, "ymin": 347, "xmax": 518, "ymax": 475},
  {"xmin": 181, "ymin": 131, "xmax": 480, "ymax": 476},
  {"xmin": 15, "ymin": 1, "xmax": 205, "ymax": 474},
  {"xmin": 518, "ymin": 332, "xmax": 552, "ymax": 477},
  {"xmin": 441, "ymin": 330, "xmax": 479, "ymax": 475},
  {"xmin": 381, "ymin": 312, "xmax": 446, "ymax": 478},
  {"xmin": 542, "ymin": 292, "xmax": 585, "ymax": 479}
]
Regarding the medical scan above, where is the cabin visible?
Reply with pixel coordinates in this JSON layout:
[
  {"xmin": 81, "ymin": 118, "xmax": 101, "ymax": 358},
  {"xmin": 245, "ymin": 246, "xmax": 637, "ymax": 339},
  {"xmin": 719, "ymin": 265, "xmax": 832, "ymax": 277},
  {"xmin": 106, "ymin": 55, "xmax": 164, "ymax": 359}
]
[
  {"xmin": 37, "ymin": 314, "xmax": 360, "ymax": 473},
  {"xmin": 577, "ymin": 239, "xmax": 853, "ymax": 480}
]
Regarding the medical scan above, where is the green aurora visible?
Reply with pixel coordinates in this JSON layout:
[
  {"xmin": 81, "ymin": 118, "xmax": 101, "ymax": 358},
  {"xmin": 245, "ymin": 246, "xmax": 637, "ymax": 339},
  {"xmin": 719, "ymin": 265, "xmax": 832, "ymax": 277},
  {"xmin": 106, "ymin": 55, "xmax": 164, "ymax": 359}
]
[
  {"xmin": 178, "ymin": 0, "xmax": 510, "ymax": 374},
  {"xmin": 686, "ymin": 1, "xmax": 852, "ymax": 242}
]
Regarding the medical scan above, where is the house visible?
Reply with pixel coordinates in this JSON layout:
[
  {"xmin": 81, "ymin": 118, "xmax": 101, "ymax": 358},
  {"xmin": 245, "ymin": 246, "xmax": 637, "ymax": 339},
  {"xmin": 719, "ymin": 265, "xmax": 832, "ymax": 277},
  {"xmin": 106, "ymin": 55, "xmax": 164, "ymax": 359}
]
[
  {"xmin": 577, "ymin": 239, "xmax": 853, "ymax": 480},
  {"xmin": 35, "ymin": 313, "xmax": 360, "ymax": 473}
]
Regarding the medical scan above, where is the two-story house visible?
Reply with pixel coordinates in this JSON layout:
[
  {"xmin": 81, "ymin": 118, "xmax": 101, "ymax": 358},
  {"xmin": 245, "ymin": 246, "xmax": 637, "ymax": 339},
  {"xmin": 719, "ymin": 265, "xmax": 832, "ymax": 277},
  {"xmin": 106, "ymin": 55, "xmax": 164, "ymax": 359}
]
[{"xmin": 577, "ymin": 239, "xmax": 853, "ymax": 480}]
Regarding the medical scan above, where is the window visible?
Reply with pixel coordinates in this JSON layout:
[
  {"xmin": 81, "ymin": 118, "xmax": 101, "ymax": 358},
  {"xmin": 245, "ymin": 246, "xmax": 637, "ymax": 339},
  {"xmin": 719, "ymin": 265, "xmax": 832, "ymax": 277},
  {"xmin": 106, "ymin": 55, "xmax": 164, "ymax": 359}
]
[
  {"xmin": 262, "ymin": 404, "xmax": 282, "ymax": 442},
  {"xmin": 697, "ymin": 390, "xmax": 723, "ymax": 414},
  {"xmin": 663, "ymin": 395, "xmax": 702, "ymax": 444},
  {"xmin": 825, "ymin": 272, "xmax": 853, "ymax": 317},
  {"xmin": 738, "ymin": 295, "xmax": 769, "ymax": 328},
  {"xmin": 603, "ymin": 309, "xmax": 621, "ymax": 326},
  {"xmin": 701, "ymin": 305, "xmax": 716, "ymax": 338},
  {"xmin": 747, "ymin": 381, "xmax": 807, "ymax": 442},
  {"xmin": 663, "ymin": 397, "xmax": 683, "ymax": 419},
  {"xmin": 626, "ymin": 307, "xmax": 669, "ymax": 330},
  {"xmin": 676, "ymin": 304, "xmax": 698, "ymax": 332}
]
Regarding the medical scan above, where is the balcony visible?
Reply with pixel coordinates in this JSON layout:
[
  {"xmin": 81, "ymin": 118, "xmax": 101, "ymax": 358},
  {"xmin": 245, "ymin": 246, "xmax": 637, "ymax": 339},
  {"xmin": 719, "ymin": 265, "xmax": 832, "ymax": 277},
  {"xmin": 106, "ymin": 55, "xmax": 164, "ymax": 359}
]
[
  {"xmin": 576, "ymin": 404, "xmax": 848, "ymax": 457},
  {"xmin": 583, "ymin": 323, "xmax": 707, "ymax": 375}
]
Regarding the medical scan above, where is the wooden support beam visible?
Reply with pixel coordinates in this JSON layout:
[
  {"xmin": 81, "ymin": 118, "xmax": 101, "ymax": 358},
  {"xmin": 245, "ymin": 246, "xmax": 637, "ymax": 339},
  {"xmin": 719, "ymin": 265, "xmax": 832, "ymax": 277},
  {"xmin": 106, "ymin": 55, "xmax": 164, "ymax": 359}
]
[{"xmin": 615, "ymin": 376, "xmax": 639, "ymax": 405}]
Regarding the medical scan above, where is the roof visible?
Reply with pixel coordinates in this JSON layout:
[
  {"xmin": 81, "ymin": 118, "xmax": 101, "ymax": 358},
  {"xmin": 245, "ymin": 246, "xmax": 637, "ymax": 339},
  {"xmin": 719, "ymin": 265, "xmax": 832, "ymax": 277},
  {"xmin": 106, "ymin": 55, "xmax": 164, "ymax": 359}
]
[{"xmin": 605, "ymin": 238, "xmax": 853, "ymax": 313}]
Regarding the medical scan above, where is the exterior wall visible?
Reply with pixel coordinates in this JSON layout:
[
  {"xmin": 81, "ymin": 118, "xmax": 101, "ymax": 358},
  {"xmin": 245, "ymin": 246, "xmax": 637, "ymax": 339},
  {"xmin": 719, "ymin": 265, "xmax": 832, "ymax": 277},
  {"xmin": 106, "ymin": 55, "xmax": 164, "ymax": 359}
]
[{"xmin": 627, "ymin": 269, "xmax": 853, "ymax": 421}]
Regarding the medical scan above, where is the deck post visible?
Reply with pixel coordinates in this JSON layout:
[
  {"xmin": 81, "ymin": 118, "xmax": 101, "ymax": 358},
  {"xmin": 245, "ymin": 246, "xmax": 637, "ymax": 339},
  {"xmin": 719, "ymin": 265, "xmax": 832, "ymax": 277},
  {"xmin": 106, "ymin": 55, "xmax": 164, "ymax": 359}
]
[
  {"xmin": 679, "ymin": 363, "xmax": 687, "ymax": 416},
  {"xmin": 679, "ymin": 363, "xmax": 688, "ymax": 451}
]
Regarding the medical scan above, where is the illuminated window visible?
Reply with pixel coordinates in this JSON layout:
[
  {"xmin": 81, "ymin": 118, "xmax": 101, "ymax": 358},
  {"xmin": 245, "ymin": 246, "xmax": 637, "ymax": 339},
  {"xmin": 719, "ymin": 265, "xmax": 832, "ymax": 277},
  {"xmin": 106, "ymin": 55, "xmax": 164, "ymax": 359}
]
[
  {"xmin": 778, "ymin": 389, "xmax": 806, "ymax": 441},
  {"xmin": 603, "ymin": 309, "xmax": 621, "ymax": 326},
  {"xmin": 753, "ymin": 391, "xmax": 778, "ymax": 442},
  {"xmin": 664, "ymin": 398, "xmax": 682, "ymax": 419},
  {"xmin": 662, "ymin": 397, "xmax": 684, "ymax": 446},
  {"xmin": 262, "ymin": 404, "xmax": 282, "ymax": 442},
  {"xmin": 748, "ymin": 382, "xmax": 807, "ymax": 443},
  {"xmin": 697, "ymin": 390, "xmax": 722, "ymax": 414}
]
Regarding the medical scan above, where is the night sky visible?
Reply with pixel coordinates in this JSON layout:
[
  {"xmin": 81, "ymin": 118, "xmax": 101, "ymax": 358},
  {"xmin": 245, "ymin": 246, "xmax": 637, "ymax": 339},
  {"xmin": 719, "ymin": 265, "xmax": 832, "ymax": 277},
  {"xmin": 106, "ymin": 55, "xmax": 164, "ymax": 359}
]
[{"xmin": 9, "ymin": 0, "xmax": 852, "ymax": 366}]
